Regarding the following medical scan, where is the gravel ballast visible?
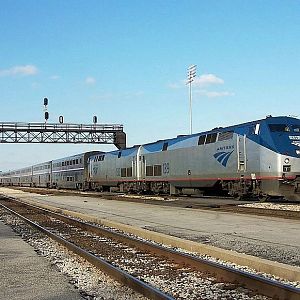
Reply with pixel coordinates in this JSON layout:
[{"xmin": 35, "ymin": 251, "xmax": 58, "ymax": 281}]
[
  {"xmin": 239, "ymin": 202, "xmax": 300, "ymax": 212},
  {"xmin": 0, "ymin": 207, "xmax": 272, "ymax": 300},
  {"xmin": 0, "ymin": 208, "xmax": 146, "ymax": 300}
]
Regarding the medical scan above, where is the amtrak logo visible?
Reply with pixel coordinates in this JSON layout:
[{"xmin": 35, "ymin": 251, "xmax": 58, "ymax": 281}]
[
  {"xmin": 213, "ymin": 150, "xmax": 234, "ymax": 167},
  {"xmin": 291, "ymin": 141, "xmax": 300, "ymax": 148}
]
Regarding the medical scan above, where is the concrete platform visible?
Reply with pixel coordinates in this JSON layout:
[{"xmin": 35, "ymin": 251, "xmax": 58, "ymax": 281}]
[{"xmin": 0, "ymin": 220, "xmax": 82, "ymax": 300}]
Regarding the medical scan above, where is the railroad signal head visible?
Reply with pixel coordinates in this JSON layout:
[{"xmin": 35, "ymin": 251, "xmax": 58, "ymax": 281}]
[
  {"xmin": 45, "ymin": 111, "xmax": 49, "ymax": 121},
  {"xmin": 44, "ymin": 98, "xmax": 48, "ymax": 106},
  {"xmin": 59, "ymin": 116, "xmax": 64, "ymax": 124},
  {"xmin": 93, "ymin": 116, "xmax": 97, "ymax": 124}
]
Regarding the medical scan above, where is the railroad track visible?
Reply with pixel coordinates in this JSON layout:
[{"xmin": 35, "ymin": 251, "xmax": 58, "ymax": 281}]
[
  {"xmin": 213, "ymin": 205, "xmax": 300, "ymax": 219},
  {"xmin": 0, "ymin": 195, "xmax": 299, "ymax": 300}
]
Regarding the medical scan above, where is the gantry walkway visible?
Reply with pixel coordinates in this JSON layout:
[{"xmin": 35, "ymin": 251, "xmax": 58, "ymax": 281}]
[{"xmin": 0, "ymin": 122, "xmax": 126, "ymax": 149}]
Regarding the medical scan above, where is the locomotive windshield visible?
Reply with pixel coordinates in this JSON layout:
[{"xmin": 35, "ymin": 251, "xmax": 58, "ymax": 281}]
[
  {"xmin": 268, "ymin": 124, "xmax": 300, "ymax": 133},
  {"xmin": 291, "ymin": 125, "xmax": 300, "ymax": 132},
  {"xmin": 267, "ymin": 119, "xmax": 300, "ymax": 157},
  {"xmin": 268, "ymin": 124, "xmax": 290, "ymax": 132}
]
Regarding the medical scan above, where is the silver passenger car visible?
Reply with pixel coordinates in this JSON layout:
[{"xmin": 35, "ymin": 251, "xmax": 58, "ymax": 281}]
[
  {"xmin": 32, "ymin": 161, "xmax": 52, "ymax": 187},
  {"xmin": 52, "ymin": 151, "xmax": 101, "ymax": 189}
]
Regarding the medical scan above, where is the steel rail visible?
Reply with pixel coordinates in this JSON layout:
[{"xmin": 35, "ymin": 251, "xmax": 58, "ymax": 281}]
[
  {"xmin": 1, "ymin": 196, "xmax": 300, "ymax": 300},
  {"xmin": 0, "ymin": 200, "xmax": 174, "ymax": 300}
]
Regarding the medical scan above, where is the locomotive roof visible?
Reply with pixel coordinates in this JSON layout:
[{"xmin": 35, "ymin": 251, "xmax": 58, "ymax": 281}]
[
  {"xmin": 141, "ymin": 115, "xmax": 299, "ymax": 147},
  {"xmin": 52, "ymin": 150, "xmax": 102, "ymax": 162}
]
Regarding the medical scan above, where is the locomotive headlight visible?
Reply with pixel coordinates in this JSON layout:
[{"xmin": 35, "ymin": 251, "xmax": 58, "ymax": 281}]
[{"xmin": 284, "ymin": 158, "xmax": 290, "ymax": 164}]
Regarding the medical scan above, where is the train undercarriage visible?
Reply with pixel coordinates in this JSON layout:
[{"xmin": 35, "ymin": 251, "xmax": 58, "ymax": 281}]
[
  {"xmin": 2, "ymin": 175, "xmax": 300, "ymax": 202},
  {"xmin": 88, "ymin": 176, "xmax": 300, "ymax": 202}
]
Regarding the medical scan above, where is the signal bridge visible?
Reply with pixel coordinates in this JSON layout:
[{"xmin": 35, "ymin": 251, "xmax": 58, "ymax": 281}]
[{"xmin": 0, "ymin": 122, "xmax": 126, "ymax": 149}]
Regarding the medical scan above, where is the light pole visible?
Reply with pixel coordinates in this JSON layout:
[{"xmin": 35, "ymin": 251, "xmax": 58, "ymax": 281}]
[{"xmin": 187, "ymin": 65, "xmax": 196, "ymax": 135}]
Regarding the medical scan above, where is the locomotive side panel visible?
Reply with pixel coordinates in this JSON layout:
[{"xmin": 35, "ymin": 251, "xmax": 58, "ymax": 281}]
[
  {"xmin": 89, "ymin": 147, "xmax": 138, "ymax": 191},
  {"xmin": 89, "ymin": 152, "xmax": 118, "ymax": 189}
]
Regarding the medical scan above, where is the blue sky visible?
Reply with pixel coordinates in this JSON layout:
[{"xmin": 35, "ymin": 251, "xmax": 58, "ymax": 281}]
[{"xmin": 1, "ymin": 1, "xmax": 300, "ymax": 170}]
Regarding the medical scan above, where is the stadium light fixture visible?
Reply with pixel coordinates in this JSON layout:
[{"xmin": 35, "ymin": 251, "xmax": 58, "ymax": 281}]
[{"xmin": 187, "ymin": 65, "xmax": 196, "ymax": 134}]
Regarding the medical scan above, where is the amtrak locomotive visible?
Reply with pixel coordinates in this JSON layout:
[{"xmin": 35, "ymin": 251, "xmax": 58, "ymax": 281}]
[{"xmin": 1, "ymin": 116, "xmax": 300, "ymax": 201}]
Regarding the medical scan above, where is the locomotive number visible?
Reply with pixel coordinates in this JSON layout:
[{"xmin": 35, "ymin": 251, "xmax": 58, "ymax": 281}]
[
  {"xmin": 93, "ymin": 166, "xmax": 98, "ymax": 175},
  {"xmin": 162, "ymin": 162, "xmax": 169, "ymax": 174}
]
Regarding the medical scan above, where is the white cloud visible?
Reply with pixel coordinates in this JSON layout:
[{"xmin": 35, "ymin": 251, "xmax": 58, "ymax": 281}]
[
  {"xmin": 168, "ymin": 73, "xmax": 233, "ymax": 98},
  {"xmin": 0, "ymin": 65, "xmax": 38, "ymax": 77},
  {"xmin": 169, "ymin": 73, "xmax": 225, "ymax": 89},
  {"xmin": 193, "ymin": 74, "xmax": 224, "ymax": 87},
  {"xmin": 85, "ymin": 76, "xmax": 96, "ymax": 85},
  {"xmin": 197, "ymin": 89, "xmax": 235, "ymax": 98}
]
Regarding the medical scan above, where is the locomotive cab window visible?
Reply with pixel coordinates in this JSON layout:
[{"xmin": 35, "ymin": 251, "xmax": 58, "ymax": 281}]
[
  {"xmin": 249, "ymin": 124, "xmax": 260, "ymax": 135},
  {"xmin": 269, "ymin": 124, "xmax": 290, "ymax": 132},
  {"xmin": 292, "ymin": 125, "xmax": 300, "ymax": 132}
]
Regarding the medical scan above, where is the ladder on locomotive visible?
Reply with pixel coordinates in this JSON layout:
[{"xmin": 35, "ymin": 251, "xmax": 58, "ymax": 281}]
[{"xmin": 237, "ymin": 134, "xmax": 246, "ymax": 172}]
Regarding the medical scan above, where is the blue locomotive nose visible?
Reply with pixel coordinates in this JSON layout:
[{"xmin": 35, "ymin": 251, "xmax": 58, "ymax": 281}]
[{"xmin": 267, "ymin": 120, "xmax": 300, "ymax": 158}]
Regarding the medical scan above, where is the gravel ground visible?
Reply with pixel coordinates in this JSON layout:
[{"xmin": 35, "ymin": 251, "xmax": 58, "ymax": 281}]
[
  {"xmin": 39, "ymin": 212, "xmax": 299, "ymax": 291},
  {"xmin": 239, "ymin": 202, "xmax": 300, "ymax": 211},
  {"xmin": 0, "ymin": 209, "xmax": 146, "ymax": 300},
  {"xmin": 0, "ymin": 207, "xmax": 271, "ymax": 300},
  {"xmin": 95, "ymin": 222, "xmax": 300, "ymax": 290}
]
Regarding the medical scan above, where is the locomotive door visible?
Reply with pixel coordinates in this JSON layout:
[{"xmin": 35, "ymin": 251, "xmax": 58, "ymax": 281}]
[
  {"xmin": 237, "ymin": 134, "xmax": 247, "ymax": 171},
  {"xmin": 140, "ymin": 155, "xmax": 146, "ymax": 179},
  {"xmin": 136, "ymin": 146, "xmax": 145, "ymax": 180},
  {"xmin": 136, "ymin": 155, "xmax": 145, "ymax": 180}
]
